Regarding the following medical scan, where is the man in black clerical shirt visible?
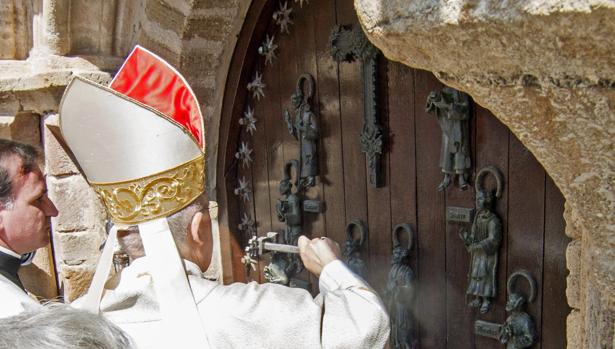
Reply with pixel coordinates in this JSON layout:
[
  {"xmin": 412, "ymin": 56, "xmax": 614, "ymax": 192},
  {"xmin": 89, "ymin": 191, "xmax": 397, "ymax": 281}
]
[{"xmin": 0, "ymin": 139, "xmax": 58, "ymax": 317}]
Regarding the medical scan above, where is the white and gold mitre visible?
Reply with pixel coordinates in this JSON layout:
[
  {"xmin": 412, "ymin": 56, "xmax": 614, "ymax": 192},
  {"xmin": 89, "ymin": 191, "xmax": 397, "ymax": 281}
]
[
  {"xmin": 59, "ymin": 46, "xmax": 206, "ymax": 225},
  {"xmin": 60, "ymin": 46, "xmax": 214, "ymax": 348}
]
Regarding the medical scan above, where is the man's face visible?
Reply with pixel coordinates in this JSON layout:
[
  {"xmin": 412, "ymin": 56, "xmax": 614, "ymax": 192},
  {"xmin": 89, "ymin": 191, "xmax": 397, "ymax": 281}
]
[{"xmin": 0, "ymin": 156, "xmax": 58, "ymax": 254}]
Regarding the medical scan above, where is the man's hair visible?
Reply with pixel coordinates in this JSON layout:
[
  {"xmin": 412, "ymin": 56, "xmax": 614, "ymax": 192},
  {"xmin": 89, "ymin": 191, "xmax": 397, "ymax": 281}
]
[
  {"xmin": 0, "ymin": 303, "xmax": 135, "ymax": 349},
  {"xmin": 0, "ymin": 138, "xmax": 41, "ymax": 207},
  {"xmin": 118, "ymin": 194, "xmax": 209, "ymax": 256}
]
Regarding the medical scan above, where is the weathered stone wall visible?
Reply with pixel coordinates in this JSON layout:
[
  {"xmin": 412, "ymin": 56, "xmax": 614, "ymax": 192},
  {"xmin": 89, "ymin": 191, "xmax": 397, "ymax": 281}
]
[
  {"xmin": 354, "ymin": 1, "xmax": 614, "ymax": 347},
  {"xmin": 0, "ymin": 60, "xmax": 120, "ymax": 302},
  {"xmin": 0, "ymin": 0, "xmax": 33, "ymax": 59},
  {"xmin": 0, "ymin": 0, "xmax": 249, "ymax": 301}
]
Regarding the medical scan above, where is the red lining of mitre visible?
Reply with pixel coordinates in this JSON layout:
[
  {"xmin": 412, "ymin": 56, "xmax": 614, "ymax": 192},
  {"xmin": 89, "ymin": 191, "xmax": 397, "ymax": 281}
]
[{"xmin": 110, "ymin": 45, "xmax": 205, "ymax": 150}]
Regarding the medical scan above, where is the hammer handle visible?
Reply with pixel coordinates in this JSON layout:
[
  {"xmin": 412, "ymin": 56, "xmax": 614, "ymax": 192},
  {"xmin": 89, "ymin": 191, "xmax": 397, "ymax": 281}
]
[{"xmin": 262, "ymin": 242, "xmax": 300, "ymax": 254}]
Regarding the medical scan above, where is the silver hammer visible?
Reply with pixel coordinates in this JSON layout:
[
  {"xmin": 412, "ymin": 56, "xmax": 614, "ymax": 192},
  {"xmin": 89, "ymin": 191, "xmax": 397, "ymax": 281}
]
[{"xmin": 241, "ymin": 232, "xmax": 300, "ymax": 270}]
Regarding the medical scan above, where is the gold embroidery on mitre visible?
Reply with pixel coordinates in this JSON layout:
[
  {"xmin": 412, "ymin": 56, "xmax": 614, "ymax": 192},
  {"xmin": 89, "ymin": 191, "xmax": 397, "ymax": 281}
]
[{"xmin": 90, "ymin": 155, "xmax": 205, "ymax": 225}]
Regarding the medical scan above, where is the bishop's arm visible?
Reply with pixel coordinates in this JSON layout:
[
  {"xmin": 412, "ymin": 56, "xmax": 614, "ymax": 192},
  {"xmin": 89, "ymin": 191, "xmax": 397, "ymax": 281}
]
[{"xmin": 198, "ymin": 260, "xmax": 389, "ymax": 349}]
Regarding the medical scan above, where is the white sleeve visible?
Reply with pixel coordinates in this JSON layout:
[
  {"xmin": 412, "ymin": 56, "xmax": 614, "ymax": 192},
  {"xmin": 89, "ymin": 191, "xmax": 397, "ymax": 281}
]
[
  {"xmin": 318, "ymin": 260, "xmax": 390, "ymax": 349},
  {"xmin": 198, "ymin": 261, "xmax": 389, "ymax": 349},
  {"xmin": 199, "ymin": 280, "xmax": 323, "ymax": 349}
]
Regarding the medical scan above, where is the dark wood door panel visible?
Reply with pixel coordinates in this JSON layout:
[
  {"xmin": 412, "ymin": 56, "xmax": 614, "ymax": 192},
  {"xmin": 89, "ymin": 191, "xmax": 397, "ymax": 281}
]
[
  {"xmin": 414, "ymin": 69, "xmax": 448, "ymax": 349},
  {"xmin": 508, "ymin": 136, "xmax": 547, "ymax": 349},
  {"xmin": 444, "ymin": 94, "xmax": 477, "ymax": 348},
  {"xmin": 387, "ymin": 62, "xmax": 418, "ymax": 282},
  {"xmin": 473, "ymin": 105, "xmax": 511, "ymax": 349},
  {"xmin": 223, "ymin": 1, "xmax": 570, "ymax": 347},
  {"xmin": 312, "ymin": 0, "xmax": 346, "ymax": 246},
  {"xmin": 541, "ymin": 176, "xmax": 568, "ymax": 349}
]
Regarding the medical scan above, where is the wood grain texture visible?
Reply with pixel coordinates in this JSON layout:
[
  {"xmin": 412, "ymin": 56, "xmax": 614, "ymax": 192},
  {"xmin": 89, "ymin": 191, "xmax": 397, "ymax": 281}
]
[
  {"xmin": 541, "ymin": 175, "xmax": 570, "ymax": 349},
  {"xmin": 217, "ymin": 0, "xmax": 272, "ymax": 283},
  {"xmin": 366, "ymin": 56, "xmax": 392, "ymax": 294},
  {"xmin": 335, "ymin": 0, "xmax": 369, "ymax": 260},
  {"xmin": 473, "ymin": 104, "xmax": 511, "ymax": 349},
  {"xmin": 508, "ymin": 134, "xmax": 546, "ymax": 349},
  {"xmin": 293, "ymin": 2, "xmax": 324, "ymax": 291},
  {"xmin": 444, "ymin": 96, "xmax": 476, "ymax": 349},
  {"xmin": 250, "ymin": 21, "xmax": 275, "ymax": 283},
  {"xmin": 387, "ymin": 62, "xmax": 417, "ymax": 267},
  {"xmin": 312, "ymin": 0, "xmax": 345, "ymax": 245},
  {"xmin": 414, "ymin": 69, "xmax": 447, "ymax": 348},
  {"xmin": 386, "ymin": 62, "xmax": 417, "ymax": 349}
]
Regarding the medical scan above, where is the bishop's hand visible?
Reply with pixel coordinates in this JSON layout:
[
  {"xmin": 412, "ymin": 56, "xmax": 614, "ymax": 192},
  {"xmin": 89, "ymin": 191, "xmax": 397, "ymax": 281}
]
[{"xmin": 297, "ymin": 236, "xmax": 341, "ymax": 277}]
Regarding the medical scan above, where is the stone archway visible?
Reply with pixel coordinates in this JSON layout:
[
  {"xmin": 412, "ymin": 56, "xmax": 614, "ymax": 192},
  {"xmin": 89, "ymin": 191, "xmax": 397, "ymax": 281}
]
[{"xmin": 354, "ymin": 1, "xmax": 614, "ymax": 347}]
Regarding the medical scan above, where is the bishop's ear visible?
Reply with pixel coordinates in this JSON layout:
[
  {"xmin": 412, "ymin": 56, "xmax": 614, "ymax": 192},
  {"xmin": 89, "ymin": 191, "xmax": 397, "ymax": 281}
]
[{"xmin": 189, "ymin": 211, "xmax": 212, "ymax": 246}]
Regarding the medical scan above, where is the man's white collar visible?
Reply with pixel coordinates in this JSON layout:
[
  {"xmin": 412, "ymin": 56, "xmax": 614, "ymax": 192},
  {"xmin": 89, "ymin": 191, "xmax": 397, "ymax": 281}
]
[{"xmin": 0, "ymin": 245, "xmax": 21, "ymax": 259}]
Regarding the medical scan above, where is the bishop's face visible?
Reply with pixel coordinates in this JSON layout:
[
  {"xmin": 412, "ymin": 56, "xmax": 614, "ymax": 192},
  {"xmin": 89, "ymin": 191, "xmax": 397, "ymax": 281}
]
[{"xmin": 0, "ymin": 156, "xmax": 58, "ymax": 254}]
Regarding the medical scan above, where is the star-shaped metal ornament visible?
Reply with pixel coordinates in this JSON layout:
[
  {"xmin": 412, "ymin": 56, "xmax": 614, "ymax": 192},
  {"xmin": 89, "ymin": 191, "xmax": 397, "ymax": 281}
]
[
  {"xmin": 294, "ymin": 0, "xmax": 309, "ymax": 7},
  {"xmin": 258, "ymin": 35, "xmax": 278, "ymax": 66},
  {"xmin": 235, "ymin": 142, "xmax": 253, "ymax": 168},
  {"xmin": 238, "ymin": 212, "xmax": 256, "ymax": 236},
  {"xmin": 241, "ymin": 253, "xmax": 258, "ymax": 272},
  {"xmin": 273, "ymin": 2, "xmax": 293, "ymax": 34},
  {"xmin": 247, "ymin": 71, "xmax": 266, "ymax": 101},
  {"xmin": 234, "ymin": 176, "xmax": 252, "ymax": 203},
  {"xmin": 239, "ymin": 106, "xmax": 258, "ymax": 135}
]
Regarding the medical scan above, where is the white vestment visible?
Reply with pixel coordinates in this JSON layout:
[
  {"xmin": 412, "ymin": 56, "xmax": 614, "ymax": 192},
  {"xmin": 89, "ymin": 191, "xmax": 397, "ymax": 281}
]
[
  {"xmin": 0, "ymin": 247, "xmax": 40, "ymax": 318},
  {"xmin": 91, "ymin": 257, "xmax": 389, "ymax": 349},
  {"xmin": 0, "ymin": 273, "xmax": 40, "ymax": 318}
]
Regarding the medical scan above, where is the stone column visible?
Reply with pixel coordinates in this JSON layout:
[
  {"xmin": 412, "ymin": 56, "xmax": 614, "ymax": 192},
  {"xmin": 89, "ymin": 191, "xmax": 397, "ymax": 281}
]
[
  {"xmin": 32, "ymin": 0, "xmax": 70, "ymax": 56},
  {"xmin": 0, "ymin": 1, "xmax": 18, "ymax": 59},
  {"xmin": 44, "ymin": 113, "xmax": 107, "ymax": 301}
]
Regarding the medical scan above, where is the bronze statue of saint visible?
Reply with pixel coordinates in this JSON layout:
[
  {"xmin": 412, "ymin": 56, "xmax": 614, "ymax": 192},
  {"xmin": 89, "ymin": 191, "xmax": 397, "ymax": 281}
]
[
  {"xmin": 343, "ymin": 220, "xmax": 368, "ymax": 278},
  {"xmin": 425, "ymin": 87, "xmax": 471, "ymax": 191},
  {"xmin": 499, "ymin": 270, "xmax": 538, "ymax": 349},
  {"xmin": 276, "ymin": 160, "xmax": 303, "ymax": 246},
  {"xmin": 264, "ymin": 253, "xmax": 290, "ymax": 286},
  {"xmin": 385, "ymin": 224, "xmax": 417, "ymax": 349},
  {"xmin": 284, "ymin": 74, "xmax": 319, "ymax": 188},
  {"xmin": 266, "ymin": 160, "xmax": 303, "ymax": 284},
  {"xmin": 459, "ymin": 166, "xmax": 503, "ymax": 313}
]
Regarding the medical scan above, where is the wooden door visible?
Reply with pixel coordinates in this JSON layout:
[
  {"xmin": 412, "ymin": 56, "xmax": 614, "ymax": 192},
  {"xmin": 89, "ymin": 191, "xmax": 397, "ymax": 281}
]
[{"xmin": 218, "ymin": 1, "xmax": 570, "ymax": 348}]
